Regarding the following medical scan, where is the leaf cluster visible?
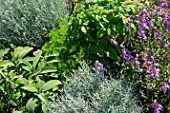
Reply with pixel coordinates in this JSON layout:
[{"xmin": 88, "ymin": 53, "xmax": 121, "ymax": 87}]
[
  {"xmin": 0, "ymin": 46, "xmax": 61, "ymax": 113},
  {"xmin": 66, "ymin": 0, "xmax": 144, "ymax": 72}
]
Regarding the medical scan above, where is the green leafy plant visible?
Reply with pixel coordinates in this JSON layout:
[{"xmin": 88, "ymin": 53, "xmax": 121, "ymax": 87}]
[
  {"xmin": 48, "ymin": 61, "xmax": 143, "ymax": 113},
  {"xmin": 43, "ymin": 0, "xmax": 144, "ymax": 77},
  {"xmin": 0, "ymin": 46, "xmax": 61, "ymax": 113},
  {"xmin": 43, "ymin": 18, "xmax": 85, "ymax": 75},
  {"xmin": 0, "ymin": 0, "xmax": 70, "ymax": 49}
]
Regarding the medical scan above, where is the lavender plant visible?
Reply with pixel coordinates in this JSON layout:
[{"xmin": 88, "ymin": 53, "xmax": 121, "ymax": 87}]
[
  {"xmin": 48, "ymin": 61, "xmax": 143, "ymax": 113},
  {"xmin": 112, "ymin": 0, "xmax": 170, "ymax": 112}
]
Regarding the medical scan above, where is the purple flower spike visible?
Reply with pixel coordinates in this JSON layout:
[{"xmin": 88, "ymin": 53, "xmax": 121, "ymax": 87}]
[
  {"xmin": 143, "ymin": 35, "xmax": 147, "ymax": 41},
  {"xmin": 166, "ymin": 57, "xmax": 169, "ymax": 62},
  {"xmin": 149, "ymin": 19, "xmax": 154, "ymax": 28},
  {"xmin": 161, "ymin": 82, "xmax": 170, "ymax": 91},
  {"xmin": 163, "ymin": 41, "xmax": 168, "ymax": 48},
  {"xmin": 139, "ymin": 30, "xmax": 145, "ymax": 36},
  {"xmin": 154, "ymin": 63, "xmax": 160, "ymax": 67},
  {"xmin": 168, "ymin": 21, "xmax": 170, "ymax": 28},
  {"xmin": 142, "ymin": 24, "xmax": 149, "ymax": 30},
  {"xmin": 153, "ymin": 100, "xmax": 163, "ymax": 113},
  {"xmin": 111, "ymin": 38, "xmax": 118, "ymax": 45},
  {"xmin": 135, "ymin": 60, "xmax": 140, "ymax": 65},
  {"xmin": 122, "ymin": 49, "xmax": 134, "ymax": 64},
  {"xmin": 94, "ymin": 60, "xmax": 107, "ymax": 72}
]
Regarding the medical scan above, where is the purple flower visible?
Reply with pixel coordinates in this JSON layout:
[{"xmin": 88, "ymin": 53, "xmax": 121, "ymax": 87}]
[
  {"xmin": 163, "ymin": 41, "xmax": 168, "ymax": 48},
  {"xmin": 111, "ymin": 38, "xmax": 118, "ymax": 45},
  {"xmin": 153, "ymin": 100, "xmax": 163, "ymax": 113},
  {"xmin": 168, "ymin": 21, "xmax": 170, "ymax": 28},
  {"xmin": 149, "ymin": 19, "xmax": 154, "ymax": 28},
  {"xmin": 142, "ymin": 54, "xmax": 148, "ymax": 61},
  {"xmin": 154, "ymin": 62, "xmax": 160, "ymax": 67},
  {"xmin": 142, "ymin": 24, "xmax": 149, "ymax": 30},
  {"xmin": 141, "ymin": 62, "xmax": 146, "ymax": 68},
  {"xmin": 161, "ymin": 82, "xmax": 170, "ymax": 91},
  {"xmin": 146, "ymin": 84, "xmax": 151, "ymax": 90},
  {"xmin": 136, "ymin": 80, "xmax": 142, "ymax": 84},
  {"xmin": 143, "ymin": 35, "xmax": 147, "ymax": 41},
  {"xmin": 138, "ymin": 30, "xmax": 145, "ymax": 36},
  {"xmin": 135, "ymin": 60, "xmax": 140, "ymax": 65},
  {"xmin": 95, "ymin": 60, "xmax": 107, "ymax": 72},
  {"xmin": 122, "ymin": 49, "xmax": 134, "ymax": 64},
  {"xmin": 166, "ymin": 57, "xmax": 169, "ymax": 62}
]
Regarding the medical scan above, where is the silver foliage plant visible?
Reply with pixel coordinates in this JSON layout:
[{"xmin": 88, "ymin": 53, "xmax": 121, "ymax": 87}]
[
  {"xmin": 48, "ymin": 61, "xmax": 143, "ymax": 113},
  {"xmin": 0, "ymin": 0, "xmax": 70, "ymax": 48}
]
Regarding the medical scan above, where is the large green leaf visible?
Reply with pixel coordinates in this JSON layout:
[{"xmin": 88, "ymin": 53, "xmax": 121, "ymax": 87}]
[
  {"xmin": 13, "ymin": 46, "xmax": 33, "ymax": 59},
  {"xmin": 19, "ymin": 59, "xmax": 32, "ymax": 71},
  {"xmin": 26, "ymin": 98, "xmax": 37, "ymax": 112},
  {"xmin": 37, "ymin": 93, "xmax": 48, "ymax": 104},
  {"xmin": 42, "ymin": 80, "xmax": 61, "ymax": 92},
  {"xmin": 33, "ymin": 50, "xmax": 42, "ymax": 68},
  {"xmin": 28, "ymin": 69, "xmax": 41, "ymax": 79},
  {"xmin": 90, "ymin": 45, "xmax": 104, "ymax": 57},
  {"xmin": 36, "ymin": 76, "xmax": 45, "ymax": 90},
  {"xmin": 0, "ymin": 60, "xmax": 14, "ymax": 69},
  {"xmin": 0, "ymin": 48, "xmax": 9, "ymax": 59},
  {"xmin": 19, "ymin": 46, "xmax": 33, "ymax": 59},
  {"xmin": 106, "ymin": 47, "xmax": 120, "ymax": 60},
  {"xmin": 42, "ymin": 104, "xmax": 48, "ymax": 113},
  {"xmin": 21, "ymin": 84, "xmax": 38, "ymax": 93},
  {"xmin": 40, "ymin": 69, "xmax": 57, "ymax": 74},
  {"xmin": 16, "ymin": 78, "xmax": 29, "ymax": 85}
]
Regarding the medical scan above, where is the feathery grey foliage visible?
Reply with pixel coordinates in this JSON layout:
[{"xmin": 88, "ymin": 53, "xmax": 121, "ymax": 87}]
[
  {"xmin": 0, "ymin": 0, "xmax": 70, "ymax": 49},
  {"xmin": 48, "ymin": 61, "xmax": 143, "ymax": 113}
]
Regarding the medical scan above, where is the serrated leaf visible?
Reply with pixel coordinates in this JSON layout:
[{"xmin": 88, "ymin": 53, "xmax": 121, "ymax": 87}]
[
  {"xmin": 42, "ymin": 80, "xmax": 61, "ymax": 92},
  {"xmin": 26, "ymin": 98, "xmax": 37, "ymax": 112},
  {"xmin": 21, "ymin": 84, "xmax": 38, "ymax": 93},
  {"xmin": 0, "ymin": 48, "xmax": 9, "ymax": 59}
]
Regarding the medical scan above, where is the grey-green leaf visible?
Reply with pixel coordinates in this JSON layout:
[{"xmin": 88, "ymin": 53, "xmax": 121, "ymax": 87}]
[
  {"xmin": 26, "ymin": 98, "xmax": 37, "ymax": 112},
  {"xmin": 21, "ymin": 84, "xmax": 38, "ymax": 93},
  {"xmin": 42, "ymin": 80, "xmax": 61, "ymax": 92}
]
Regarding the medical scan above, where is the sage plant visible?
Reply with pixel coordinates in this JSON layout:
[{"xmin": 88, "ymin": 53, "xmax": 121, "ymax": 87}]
[{"xmin": 112, "ymin": 0, "xmax": 170, "ymax": 112}]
